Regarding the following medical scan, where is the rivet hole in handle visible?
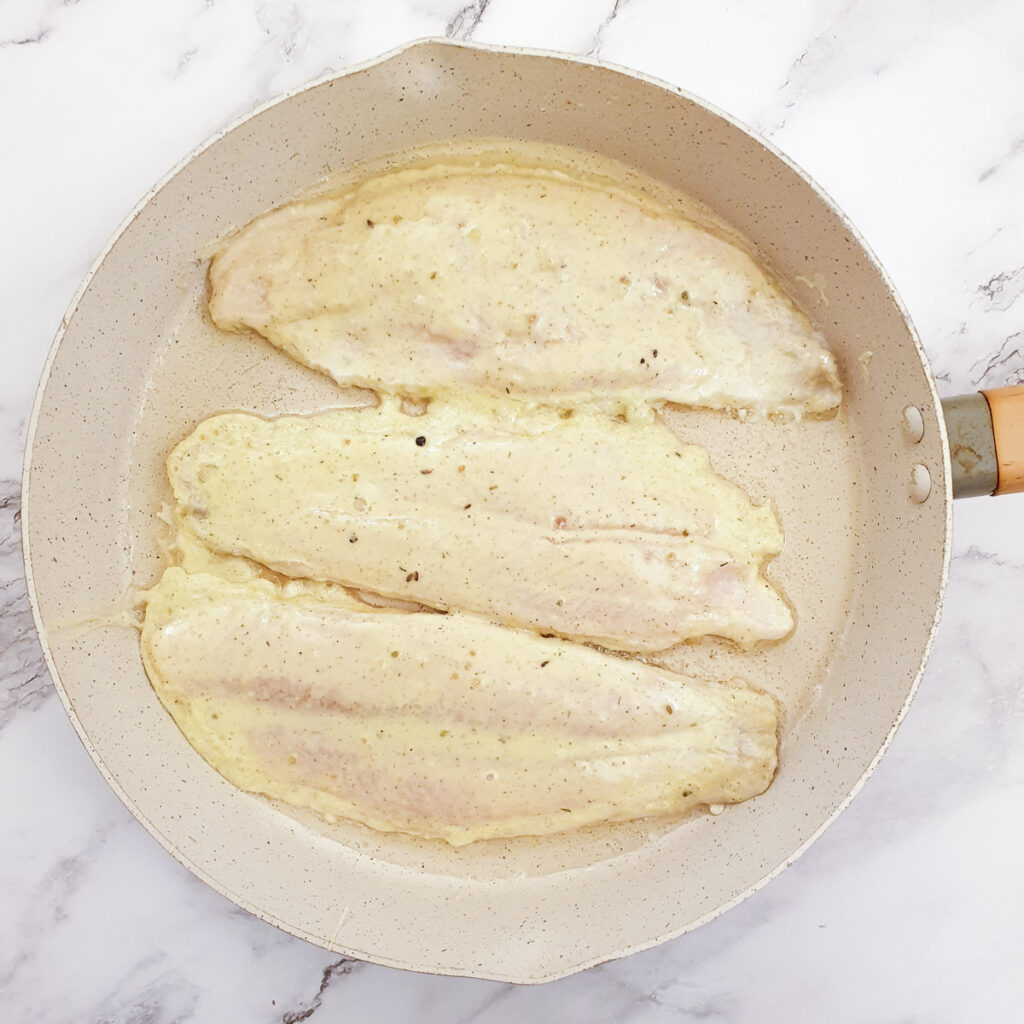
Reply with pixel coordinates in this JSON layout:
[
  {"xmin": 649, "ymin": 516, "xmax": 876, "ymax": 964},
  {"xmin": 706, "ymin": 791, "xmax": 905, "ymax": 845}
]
[{"xmin": 980, "ymin": 385, "xmax": 1024, "ymax": 496}]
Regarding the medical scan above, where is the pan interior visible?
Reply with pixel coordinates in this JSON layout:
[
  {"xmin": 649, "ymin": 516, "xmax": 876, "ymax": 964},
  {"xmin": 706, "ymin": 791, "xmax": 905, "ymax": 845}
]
[{"xmin": 66, "ymin": 138, "xmax": 859, "ymax": 879}]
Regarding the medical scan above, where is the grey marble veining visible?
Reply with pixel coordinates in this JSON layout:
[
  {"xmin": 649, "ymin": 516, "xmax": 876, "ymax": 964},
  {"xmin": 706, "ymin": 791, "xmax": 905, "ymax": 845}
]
[
  {"xmin": 0, "ymin": 482, "xmax": 49, "ymax": 732},
  {"xmin": 3, "ymin": 1, "xmax": 1024, "ymax": 1021}
]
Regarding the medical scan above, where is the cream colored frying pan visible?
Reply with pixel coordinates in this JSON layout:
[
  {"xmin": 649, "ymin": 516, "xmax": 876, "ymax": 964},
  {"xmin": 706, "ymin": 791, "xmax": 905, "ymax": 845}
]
[{"xmin": 22, "ymin": 39, "xmax": 1024, "ymax": 983}]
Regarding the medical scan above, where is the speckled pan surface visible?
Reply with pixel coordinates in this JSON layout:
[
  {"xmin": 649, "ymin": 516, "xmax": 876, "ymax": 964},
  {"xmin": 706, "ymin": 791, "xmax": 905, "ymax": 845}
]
[{"xmin": 22, "ymin": 39, "xmax": 951, "ymax": 982}]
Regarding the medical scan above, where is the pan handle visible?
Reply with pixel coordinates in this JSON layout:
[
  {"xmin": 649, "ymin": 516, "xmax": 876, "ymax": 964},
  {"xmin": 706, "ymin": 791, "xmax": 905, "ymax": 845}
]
[{"xmin": 941, "ymin": 385, "xmax": 1024, "ymax": 498}]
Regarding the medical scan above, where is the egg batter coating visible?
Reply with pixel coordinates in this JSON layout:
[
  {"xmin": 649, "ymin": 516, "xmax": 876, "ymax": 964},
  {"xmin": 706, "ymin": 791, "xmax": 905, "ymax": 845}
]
[
  {"xmin": 168, "ymin": 399, "xmax": 792, "ymax": 653},
  {"xmin": 208, "ymin": 158, "xmax": 840, "ymax": 415},
  {"xmin": 142, "ymin": 568, "xmax": 779, "ymax": 845}
]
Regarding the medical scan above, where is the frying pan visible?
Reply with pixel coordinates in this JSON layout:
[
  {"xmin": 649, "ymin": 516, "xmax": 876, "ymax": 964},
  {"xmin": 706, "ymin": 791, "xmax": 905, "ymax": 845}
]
[{"xmin": 21, "ymin": 39, "xmax": 1024, "ymax": 983}]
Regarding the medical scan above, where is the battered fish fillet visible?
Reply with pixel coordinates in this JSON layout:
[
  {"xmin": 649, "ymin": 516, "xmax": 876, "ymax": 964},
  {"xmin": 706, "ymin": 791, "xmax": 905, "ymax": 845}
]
[
  {"xmin": 141, "ymin": 568, "xmax": 779, "ymax": 845},
  {"xmin": 208, "ymin": 160, "xmax": 841, "ymax": 415},
  {"xmin": 168, "ymin": 399, "xmax": 792, "ymax": 652}
]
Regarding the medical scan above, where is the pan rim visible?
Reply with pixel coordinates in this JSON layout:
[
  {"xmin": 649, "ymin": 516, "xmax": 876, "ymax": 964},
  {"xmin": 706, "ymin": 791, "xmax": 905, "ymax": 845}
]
[{"xmin": 21, "ymin": 36, "xmax": 953, "ymax": 983}]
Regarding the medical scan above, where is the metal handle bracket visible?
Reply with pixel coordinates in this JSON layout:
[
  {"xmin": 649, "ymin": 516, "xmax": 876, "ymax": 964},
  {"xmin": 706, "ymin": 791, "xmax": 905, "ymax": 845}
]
[{"xmin": 941, "ymin": 393, "xmax": 998, "ymax": 499}]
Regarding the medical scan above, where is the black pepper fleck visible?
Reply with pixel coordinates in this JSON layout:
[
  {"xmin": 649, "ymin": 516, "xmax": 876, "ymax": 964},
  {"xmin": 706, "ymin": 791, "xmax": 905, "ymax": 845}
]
[{"xmin": 415, "ymin": 435, "xmax": 426, "ymax": 447}]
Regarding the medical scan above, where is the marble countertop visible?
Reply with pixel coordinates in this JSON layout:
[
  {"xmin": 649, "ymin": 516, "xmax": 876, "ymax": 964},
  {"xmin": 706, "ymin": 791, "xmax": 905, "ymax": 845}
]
[{"xmin": 3, "ymin": 1, "xmax": 1024, "ymax": 1020}]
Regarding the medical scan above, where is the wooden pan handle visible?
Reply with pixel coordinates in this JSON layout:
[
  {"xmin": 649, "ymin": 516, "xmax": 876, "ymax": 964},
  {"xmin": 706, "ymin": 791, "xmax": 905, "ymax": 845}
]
[{"xmin": 981, "ymin": 385, "xmax": 1024, "ymax": 495}]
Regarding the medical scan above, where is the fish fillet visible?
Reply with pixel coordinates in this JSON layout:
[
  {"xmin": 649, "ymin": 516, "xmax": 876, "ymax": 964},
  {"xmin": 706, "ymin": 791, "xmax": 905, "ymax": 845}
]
[
  {"xmin": 168, "ymin": 399, "xmax": 792, "ymax": 652},
  {"xmin": 141, "ymin": 568, "xmax": 779, "ymax": 845},
  {"xmin": 208, "ymin": 159, "xmax": 841, "ymax": 415}
]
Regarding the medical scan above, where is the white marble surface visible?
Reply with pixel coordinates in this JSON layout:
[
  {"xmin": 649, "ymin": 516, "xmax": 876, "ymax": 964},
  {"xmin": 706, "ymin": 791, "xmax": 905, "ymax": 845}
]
[{"xmin": 3, "ymin": 0, "xmax": 1024, "ymax": 1020}]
